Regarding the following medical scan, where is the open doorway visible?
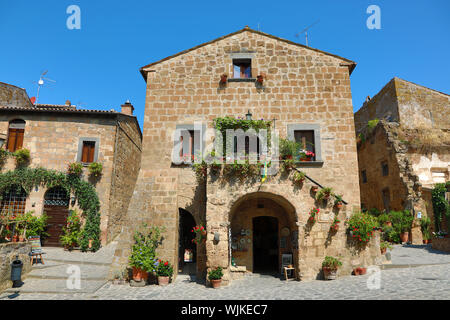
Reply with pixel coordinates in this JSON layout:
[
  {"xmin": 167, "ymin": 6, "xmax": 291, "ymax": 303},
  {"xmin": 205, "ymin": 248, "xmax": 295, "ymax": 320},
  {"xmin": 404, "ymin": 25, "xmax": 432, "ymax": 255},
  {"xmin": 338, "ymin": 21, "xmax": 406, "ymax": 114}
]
[
  {"xmin": 178, "ymin": 208, "xmax": 196, "ymax": 275},
  {"xmin": 253, "ymin": 216, "xmax": 279, "ymax": 273}
]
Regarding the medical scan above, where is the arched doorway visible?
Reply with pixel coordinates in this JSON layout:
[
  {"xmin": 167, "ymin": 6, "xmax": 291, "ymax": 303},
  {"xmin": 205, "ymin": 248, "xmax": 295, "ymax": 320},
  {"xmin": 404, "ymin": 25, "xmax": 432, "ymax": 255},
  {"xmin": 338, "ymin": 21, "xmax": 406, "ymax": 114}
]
[
  {"xmin": 178, "ymin": 208, "xmax": 197, "ymax": 275},
  {"xmin": 253, "ymin": 216, "xmax": 279, "ymax": 273},
  {"xmin": 229, "ymin": 192, "xmax": 298, "ymax": 277},
  {"xmin": 44, "ymin": 187, "xmax": 70, "ymax": 247}
]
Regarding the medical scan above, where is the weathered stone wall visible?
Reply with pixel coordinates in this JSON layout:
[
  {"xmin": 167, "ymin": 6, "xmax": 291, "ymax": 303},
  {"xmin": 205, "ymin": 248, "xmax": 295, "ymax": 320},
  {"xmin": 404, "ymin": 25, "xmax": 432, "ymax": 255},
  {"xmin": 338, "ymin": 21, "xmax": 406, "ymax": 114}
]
[
  {"xmin": 0, "ymin": 82, "xmax": 33, "ymax": 108},
  {"xmin": 112, "ymin": 28, "xmax": 366, "ymax": 282},
  {"xmin": 354, "ymin": 79, "xmax": 399, "ymax": 133},
  {"xmin": 395, "ymin": 78, "xmax": 450, "ymax": 130},
  {"xmin": 106, "ymin": 117, "xmax": 142, "ymax": 242},
  {"xmin": 432, "ymin": 238, "xmax": 450, "ymax": 252},
  {"xmin": 0, "ymin": 242, "xmax": 32, "ymax": 292}
]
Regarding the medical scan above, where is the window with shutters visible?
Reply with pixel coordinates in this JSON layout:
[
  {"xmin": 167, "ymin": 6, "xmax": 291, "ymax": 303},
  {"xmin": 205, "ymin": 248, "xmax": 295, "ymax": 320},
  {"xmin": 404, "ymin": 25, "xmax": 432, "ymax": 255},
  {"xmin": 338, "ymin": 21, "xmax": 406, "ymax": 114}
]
[
  {"xmin": 82, "ymin": 141, "xmax": 96, "ymax": 163},
  {"xmin": 77, "ymin": 138, "xmax": 99, "ymax": 164},
  {"xmin": 7, "ymin": 119, "xmax": 26, "ymax": 152}
]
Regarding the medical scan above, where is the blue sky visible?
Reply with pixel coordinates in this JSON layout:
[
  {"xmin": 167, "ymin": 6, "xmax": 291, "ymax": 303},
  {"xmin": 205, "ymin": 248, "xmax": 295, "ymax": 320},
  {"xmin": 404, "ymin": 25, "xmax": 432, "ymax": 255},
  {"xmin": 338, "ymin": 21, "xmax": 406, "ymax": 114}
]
[{"xmin": 1, "ymin": 0, "xmax": 449, "ymax": 128}]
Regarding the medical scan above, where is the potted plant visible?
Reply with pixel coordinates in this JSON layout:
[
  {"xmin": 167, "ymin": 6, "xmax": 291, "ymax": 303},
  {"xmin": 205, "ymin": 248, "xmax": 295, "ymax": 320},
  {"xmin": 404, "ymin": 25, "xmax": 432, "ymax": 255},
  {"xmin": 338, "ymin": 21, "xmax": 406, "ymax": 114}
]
[
  {"xmin": 292, "ymin": 171, "xmax": 306, "ymax": 186},
  {"xmin": 334, "ymin": 194, "xmax": 344, "ymax": 209},
  {"xmin": 128, "ymin": 224, "xmax": 165, "ymax": 283},
  {"xmin": 330, "ymin": 216, "xmax": 340, "ymax": 232},
  {"xmin": 156, "ymin": 260, "xmax": 173, "ymax": 286},
  {"xmin": 192, "ymin": 225, "xmax": 207, "ymax": 244},
  {"xmin": 299, "ymin": 150, "xmax": 315, "ymax": 162},
  {"xmin": 347, "ymin": 212, "xmax": 378, "ymax": 244},
  {"xmin": 322, "ymin": 256, "xmax": 342, "ymax": 280},
  {"xmin": 88, "ymin": 162, "xmax": 103, "ymax": 178},
  {"xmin": 311, "ymin": 185, "xmax": 319, "ymax": 193},
  {"xmin": 67, "ymin": 162, "xmax": 83, "ymax": 176},
  {"xmin": 220, "ymin": 74, "xmax": 228, "ymax": 84},
  {"xmin": 60, "ymin": 210, "xmax": 82, "ymax": 250},
  {"xmin": 13, "ymin": 148, "xmax": 31, "ymax": 167},
  {"xmin": 380, "ymin": 241, "xmax": 392, "ymax": 255},
  {"xmin": 315, "ymin": 187, "xmax": 333, "ymax": 202},
  {"xmin": 256, "ymin": 74, "xmax": 264, "ymax": 84},
  {"xmin": 420, "ymin": 216, "xmax": 432, "ymax": 244},
  {"xmin": 208, "ymin": 266, "xmax": 224, "ymax": 288},
  {"xmin": 279, "ymin": 138, "xmax": 301, "ymax": 160},
  {"xmin": 308, "ymin": 207, "xmax": 319, "ymax": 224}
]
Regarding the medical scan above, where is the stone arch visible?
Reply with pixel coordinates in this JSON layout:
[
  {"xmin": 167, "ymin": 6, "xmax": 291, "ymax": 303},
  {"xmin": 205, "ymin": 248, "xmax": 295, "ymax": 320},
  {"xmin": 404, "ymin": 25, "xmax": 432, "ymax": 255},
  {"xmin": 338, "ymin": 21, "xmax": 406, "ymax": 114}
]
[{"xmin": 228, "ymin": 191, "xmax": 299, "ymax": 277}]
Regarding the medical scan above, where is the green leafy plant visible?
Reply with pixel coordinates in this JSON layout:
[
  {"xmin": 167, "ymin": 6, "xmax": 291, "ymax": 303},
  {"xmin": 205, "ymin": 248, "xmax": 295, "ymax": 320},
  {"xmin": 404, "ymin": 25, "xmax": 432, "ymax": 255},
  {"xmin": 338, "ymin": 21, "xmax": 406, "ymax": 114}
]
[
  {"xmin": 377, "ymin": 213, "xmax": 391, "ymax": 226},
  {"xmin": 322, "ymin": 256, "xmax": 342, "ymax": 270},
  {"xmin": 13, "ymin": 148, "xmax": 31, "ymax": 167},
  {"xmin": 192, "ymin": 224, "xmax": 207, "ymax": 244},
  {"xmin": 67, "ymin": 162, "xmax": 83, "ymax": 176},
  {"xmin": 88, "ymin": 162, "xmax": 103, "ymax": 177},
  {"xmin": 60, "ymin": 210, "xmax": 82, "ymax": 248},
  {"xmin": 208, "ymin": 266, "xmax": 224, "ymax": 280},
  {"xmin": 279, "ymin": 138, "xmax": 301, "ymax": 160},
  {"xmin": 0, "ymin": 149, "xmax": 10, "ymax": 168},
  {"xmin": 292, "ymin": 171, "xmax": 306, "ymax": 186},
  {"xmin": 330, "ymin": 216, "xmax": 340, "ymax": 232},
  {"xmin": 315, "ymin": 187, "xmax": 333, "ymax": 202},
  {"xmin": 192, "ymin": 160, "xmax": 208, "ymax": 182},
  {"xmin": 431, "ymin": 183, "xmax": 450, "ymax": 232},
  {"xmin": 347, "ymin": 212, "xmax": 378, "ymax": 244},
  {"xmin": 155, "ymin": 260, "xmax": 174, "ymax": 277},
  {"xmin": 420, "ymin": 216, "xmax": 432, "ymax": 241},
  {"xmin": 380, "ymin": 241, "xmax": 393, "ymax": 250},
  {"xmin": 23, "ymin": 211, "xmax": 50, "ymax": 240},
  {"xmin": 367, "ymin": 118, "xmax": 379, "ymax": 133},
  {"xmin": 334, "ymin": 194, "xmax": 343, "ymax": 206},
  {"xmin": 129, "ymin": 224, "xmax": 165, "ymax": 273},
  {"xmin": 308, "ymin": 207, "xmax": 319, "ymax": 224},
  {"xmin": 389, "ymin": 210, "xmax": 414, "ymax": 233},
  {"xmin": 280, "ymin": 158, "xmax": 295, "ymax": 174},
  {"xmin": 0, "ymin": 167, "xmax": 101, "ymax": 251}
]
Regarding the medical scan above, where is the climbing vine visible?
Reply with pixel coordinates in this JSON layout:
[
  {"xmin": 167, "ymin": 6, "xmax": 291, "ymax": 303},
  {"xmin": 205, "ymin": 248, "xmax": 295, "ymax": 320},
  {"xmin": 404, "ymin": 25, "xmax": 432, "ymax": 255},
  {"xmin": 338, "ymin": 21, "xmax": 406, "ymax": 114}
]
[
  {"xmin": 431, "ymin": 183, "xmax": 450, "ymax": 232},
  {"xmin": 0, "ymin": 167, "xmax": 101, "ymax": 251}
]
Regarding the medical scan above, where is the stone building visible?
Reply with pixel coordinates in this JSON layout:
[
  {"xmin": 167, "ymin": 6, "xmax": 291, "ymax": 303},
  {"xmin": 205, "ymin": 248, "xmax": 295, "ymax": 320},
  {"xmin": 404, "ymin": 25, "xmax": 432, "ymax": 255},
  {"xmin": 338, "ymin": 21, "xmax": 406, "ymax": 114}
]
[
  {"xmin": 0, "ymin": 82, "xmax": 142, "ymax": 246},
  {"xmin": 112, "ymin": 27, "xmax": 382, "ymax": 284},
  {"xmin": 355, "ymin": 77, "xmax": 450, "ymax": 243}
]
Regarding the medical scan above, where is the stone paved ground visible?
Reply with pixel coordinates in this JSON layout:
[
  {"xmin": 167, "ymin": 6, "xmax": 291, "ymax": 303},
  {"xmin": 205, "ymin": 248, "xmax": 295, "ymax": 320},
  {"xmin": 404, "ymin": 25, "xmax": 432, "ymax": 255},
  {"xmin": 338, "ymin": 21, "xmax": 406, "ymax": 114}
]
[{"xmin": 1, "ymin": 244, "xmax": 449, "ymax": 300}]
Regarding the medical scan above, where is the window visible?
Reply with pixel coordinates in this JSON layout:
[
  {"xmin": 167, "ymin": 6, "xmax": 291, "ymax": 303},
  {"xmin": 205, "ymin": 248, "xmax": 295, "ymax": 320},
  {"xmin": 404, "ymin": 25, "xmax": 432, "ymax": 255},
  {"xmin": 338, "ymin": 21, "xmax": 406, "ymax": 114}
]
[
  {"xmin": 180, "ymin": 130, "xmax": 201, "ymax": 160},
  {"xmin": 233, "ymin": 59, "xmax": 251, "ymax": 79},
  {"xmin": 7, "ymin": 119, "xmax": 25, "ymax": 152},
  {"xmin": 0, "ymin": 186, "xmax": 27, "ymax": 217},
  {"xmin": 77, "ymin": 138, "xmax": 99, "ymax": 164},
  {"xmin": 287, "ymin": 124, "xmax": 322, "ymax": 162},
  {"xmin": 361, "ymin": 170, "xmax": 367, "ymax": 183},
  {"xmin": 233, "ymin": 135, "xmax": 261, "ymax": 160},
  {"xmin": 294, "ymin": 130, "xmax": 315, "ymax": 161},
  {"xmin": 381, "ymin": 161, "xmax": 389, "ymax": 176},
  {"xmin": 82, "ymin": 141, "xmax": 96, "ymax": 163}
]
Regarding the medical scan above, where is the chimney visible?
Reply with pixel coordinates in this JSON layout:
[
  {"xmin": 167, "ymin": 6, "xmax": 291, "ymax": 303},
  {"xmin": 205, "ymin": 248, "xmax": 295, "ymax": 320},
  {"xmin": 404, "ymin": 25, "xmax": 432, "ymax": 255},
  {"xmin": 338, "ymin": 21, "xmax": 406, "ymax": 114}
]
[{"xmin": 121, "ymin": 100, "xmax": 134, "ymax": 115}]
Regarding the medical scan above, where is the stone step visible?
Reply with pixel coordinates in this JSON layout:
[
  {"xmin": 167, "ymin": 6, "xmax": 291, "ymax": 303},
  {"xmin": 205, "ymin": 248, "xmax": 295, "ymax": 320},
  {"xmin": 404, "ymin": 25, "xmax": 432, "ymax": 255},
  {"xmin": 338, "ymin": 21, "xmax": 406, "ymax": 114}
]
[
  {"xmin": 44, "ymin": 258, "xmax": 111, "ymax": 267},
  {"xmin": 4, "ymin": 278, "xmax": 108, "ymax": 294},
  {"xmin": 27, "ymin": 264, "xmax": 110, "ymax": 281}
]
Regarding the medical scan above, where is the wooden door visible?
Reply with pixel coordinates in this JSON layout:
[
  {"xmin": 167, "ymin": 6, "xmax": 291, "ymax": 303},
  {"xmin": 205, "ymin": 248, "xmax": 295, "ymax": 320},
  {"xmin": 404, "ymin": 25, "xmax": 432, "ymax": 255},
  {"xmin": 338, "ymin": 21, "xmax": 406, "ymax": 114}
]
[{"xmin": 44, "ymin": 205, "xmax": 69, "ymax": 247}]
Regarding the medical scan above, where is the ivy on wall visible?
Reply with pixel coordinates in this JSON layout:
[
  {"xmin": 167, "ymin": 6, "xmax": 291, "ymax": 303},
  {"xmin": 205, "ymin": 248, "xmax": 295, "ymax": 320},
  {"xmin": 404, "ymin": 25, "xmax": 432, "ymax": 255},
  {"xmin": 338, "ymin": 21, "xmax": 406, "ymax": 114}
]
[
  {"xmin": 0, "ymin": 167, "xmax": 101, "ymax": 251},
  {"xmin": 431, "ymin": 183, "xmax": 450, "ymax": 232}
]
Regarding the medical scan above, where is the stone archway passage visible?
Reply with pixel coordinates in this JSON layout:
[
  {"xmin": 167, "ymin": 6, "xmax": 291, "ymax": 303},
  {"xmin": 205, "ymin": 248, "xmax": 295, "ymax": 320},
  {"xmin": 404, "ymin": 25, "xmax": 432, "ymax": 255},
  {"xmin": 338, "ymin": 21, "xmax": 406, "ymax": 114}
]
[
  {"xmin": 253, "ymin": 216, "xmax": 279, "ymax": 273},
  {"xmin": 178, "ymin": 208, "xmax": 197, "ymax": 275},
  {"xmin": 43, "ymin": 187, "xmax": 70, "ymax": 247}
]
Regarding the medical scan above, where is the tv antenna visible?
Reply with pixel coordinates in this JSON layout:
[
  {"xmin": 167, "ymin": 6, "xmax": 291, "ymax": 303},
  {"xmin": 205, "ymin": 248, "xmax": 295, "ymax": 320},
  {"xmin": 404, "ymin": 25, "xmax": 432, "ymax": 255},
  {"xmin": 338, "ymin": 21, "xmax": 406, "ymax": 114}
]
[
  {"xmin": 295, "ymin": 20, "xmax": 320, "ymax": 47},
  {"xmin": 33, "ymin": 70, "xmax": 56, "ymax": 105}
]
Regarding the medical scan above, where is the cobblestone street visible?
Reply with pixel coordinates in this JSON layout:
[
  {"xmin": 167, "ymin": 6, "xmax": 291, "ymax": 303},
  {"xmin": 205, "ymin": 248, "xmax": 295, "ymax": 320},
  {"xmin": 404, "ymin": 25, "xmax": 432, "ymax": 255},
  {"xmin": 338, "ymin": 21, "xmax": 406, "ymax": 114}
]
[{"xmin": 1, "ymin": 244, "xmax": 449, "ymax": 300}]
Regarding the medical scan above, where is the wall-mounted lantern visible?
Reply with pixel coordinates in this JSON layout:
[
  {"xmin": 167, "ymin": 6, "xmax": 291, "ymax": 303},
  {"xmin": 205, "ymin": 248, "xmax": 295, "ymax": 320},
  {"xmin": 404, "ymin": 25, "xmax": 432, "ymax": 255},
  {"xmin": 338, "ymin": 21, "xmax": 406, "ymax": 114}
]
[{"xmin": 246, "ymin": 110, "xmax": 253, "ymax": 121}]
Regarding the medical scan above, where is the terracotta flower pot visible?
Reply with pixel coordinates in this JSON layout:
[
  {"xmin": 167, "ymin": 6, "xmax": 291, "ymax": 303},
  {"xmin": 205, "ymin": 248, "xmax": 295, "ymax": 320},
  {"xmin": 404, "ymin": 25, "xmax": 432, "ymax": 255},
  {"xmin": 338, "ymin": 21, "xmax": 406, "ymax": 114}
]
[
  {"xmin": 400, "ymin": 232, "xmax": 409, "ymax": 243},
  {"xmin": 211, "ymin": 279, "xmax": 222, "ymax": 288},
  {"xmin": 428, "ymin": 239, "xmax": 432, "ymax": 244},
  {"xmin": 220, "ymin": 74, "xmax": 228, "ymax": 84},
  {"xmin": 158, "ymin": 276, "xmax": 170, "ymax": 286},
  {"xmin": 311, "ymin": 186, "xmax": 319, "ymax": 193},
  {"xmin": 301, "ymin": 157, "xmax": 312, "ymax": 162},
  {"xmin": 12, "ymin": 235, "xmax": 19, "ymax": 243},
  {"xmin": 353, "ymin": 268, "xmax": 360, "ymax": 276},
  {"xmin": 358, "ymin": 267, "xmax": 367, "ymax": 275},
  {"xmin": 336, "ymin": 203, "xmax": 343, "ymax": 209},
  {"xmin": 381, "ymin": 247, "xmax": 387, "ymax": 255},
  {"xmin": 385, "ymin": 221, "xmax": 392, "ymax": 227},
  {"xmin": 88, "ymin": 239, "xmax": 93, "ymax": 249},
  {"xmin": 323, "ymin": 267, "xmax": 338, "ymax": 280},
  {"xmin": 132, "ymin": 267, "xmax": 148, "ymax": 282}
]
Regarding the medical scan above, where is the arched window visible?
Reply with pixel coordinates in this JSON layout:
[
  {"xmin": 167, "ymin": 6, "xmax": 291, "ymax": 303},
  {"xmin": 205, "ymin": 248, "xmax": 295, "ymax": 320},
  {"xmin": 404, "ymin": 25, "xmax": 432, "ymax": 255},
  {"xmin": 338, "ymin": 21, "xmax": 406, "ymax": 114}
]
[
  {"xmin": 7, "ymin": 119, "xmax": 26, "ymax": 152},
  {"xmin": 44, "ymin": 187, "xmax": 70, "ymax": 206},
  {"xmin": 0, "ymin": 186, "xmax": 27, "ymax": 218}
]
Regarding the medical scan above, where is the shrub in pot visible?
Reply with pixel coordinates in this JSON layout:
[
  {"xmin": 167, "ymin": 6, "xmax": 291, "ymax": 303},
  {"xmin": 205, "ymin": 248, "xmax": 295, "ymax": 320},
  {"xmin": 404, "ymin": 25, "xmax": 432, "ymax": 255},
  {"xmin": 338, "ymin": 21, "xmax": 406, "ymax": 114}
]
[
  {"xmin": 347, "ymin": 212, "xmax": 378, "ymax": 244},
  {"xmin": 13, "ymin": 148, "xmax": 31, "ymax": 167},
  {"xmin": 380, "ymin": 241, "xmax": 392, "ymax": 255},
  {"xmin": 88, "ymin": 162, "xmax": 103, "ymax": 178},
  {"xmin": 389, "ymin": 210, "xmax": 414, "ymax": 243},
  {"xmin": 420, "ymin": 216, "xmax": 432, "ymax": 244},
  {"xmin": 67, "ymin": 162, "xmax": 83, "ymax": 176},
  {"xmin": 315, "ymin": 187, "xmax": 333, "ymax": 202},
  {"xmin": 322, "ymin": 256, "xmax": 342, "ymax": 280},
  {"xmin": 334, "ymin": 195, "xmax": 344, "ymax": 209},
  {"xmin": 292, "ymin": 171, "xmax": 306, "ymax": 186},
  {"xmin": 60, "ymin": 210, "xmax": 82, "ymax": 250},
  {"xmin": 208, "ymin": 267, "xmax": 224, "ymax": 288},
  {"xmin": 156, "ymin": 260, "xmax": 173, "ymax": 286}
]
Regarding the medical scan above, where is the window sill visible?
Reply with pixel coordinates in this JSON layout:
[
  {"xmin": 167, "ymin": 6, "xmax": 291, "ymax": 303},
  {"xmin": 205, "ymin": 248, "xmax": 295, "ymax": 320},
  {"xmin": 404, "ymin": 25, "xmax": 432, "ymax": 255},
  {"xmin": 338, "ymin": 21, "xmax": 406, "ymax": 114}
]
[
  {"xmin": 294, "ymin": 161, "xmax": 324, "ymax": 167},
  {"xmin": 228, "ymin": 78, "xmax": 257, "ymax": 83}
]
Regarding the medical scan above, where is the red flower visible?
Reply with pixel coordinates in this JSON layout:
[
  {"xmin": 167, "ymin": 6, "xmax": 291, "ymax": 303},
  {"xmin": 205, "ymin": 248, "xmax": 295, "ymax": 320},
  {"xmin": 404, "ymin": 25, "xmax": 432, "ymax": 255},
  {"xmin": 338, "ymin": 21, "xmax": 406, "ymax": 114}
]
[{"xmin": 164, "ymin": 261, "xmax": 168, "ymax": 266}]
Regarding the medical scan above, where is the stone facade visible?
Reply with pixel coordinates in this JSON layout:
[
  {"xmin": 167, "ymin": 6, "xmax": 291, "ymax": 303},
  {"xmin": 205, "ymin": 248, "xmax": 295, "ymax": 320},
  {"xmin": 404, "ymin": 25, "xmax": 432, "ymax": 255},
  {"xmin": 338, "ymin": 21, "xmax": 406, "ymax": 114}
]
[
  {"xmin": 355, "ymin": 78, "xmax": 450, "ymax": 242},
  {"xmin": 112, "ymin": 27, "xmax": 382, "ymax": 283},
  {"xmin": 0, "ymin": 242, "xmax": 32, "ymax": 292},
  {"xmin": 0, "ymin": 86, "xmax": 142, "ymax": 245}
]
